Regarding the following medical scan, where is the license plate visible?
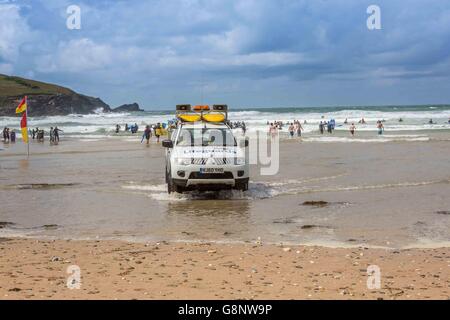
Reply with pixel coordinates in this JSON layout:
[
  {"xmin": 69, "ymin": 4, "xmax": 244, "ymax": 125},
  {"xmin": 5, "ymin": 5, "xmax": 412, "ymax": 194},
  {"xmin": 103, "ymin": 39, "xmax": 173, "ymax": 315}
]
[{"xmin": 200, "ymin": 168, "xmax": 224, "ymax": 174}]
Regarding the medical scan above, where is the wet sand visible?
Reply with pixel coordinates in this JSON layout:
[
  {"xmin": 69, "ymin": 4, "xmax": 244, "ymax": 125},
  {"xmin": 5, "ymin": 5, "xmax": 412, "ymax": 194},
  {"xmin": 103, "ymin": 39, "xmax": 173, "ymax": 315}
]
[
  {"xmin": 1, "ymin": 136, "xmax": 449, "ymax": 247},
  {"xmin": 1, "ymin": 134, "xmax": 450, "ymax": 299},
  {"xmin": 0, "ymin": 238, "xmax": 449, "ymax": 300}
]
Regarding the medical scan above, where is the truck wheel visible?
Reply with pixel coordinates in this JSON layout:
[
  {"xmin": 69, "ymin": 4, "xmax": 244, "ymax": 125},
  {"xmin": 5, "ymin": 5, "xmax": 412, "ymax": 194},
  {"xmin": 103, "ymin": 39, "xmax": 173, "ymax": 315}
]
[
  {"xmin": 167, "ymin": 179, "xmax": 173, "ymax": 194},
  {"xmin": 168, "ymin": 177, "xmax": 183, "ymax": 194},
  {"xmin": 236, "ymin": 181, "xmax": 248, "ymax": 191},
  {"xmin": 174, "ymin": 185, "xmax": 184, "ymax": 194}
]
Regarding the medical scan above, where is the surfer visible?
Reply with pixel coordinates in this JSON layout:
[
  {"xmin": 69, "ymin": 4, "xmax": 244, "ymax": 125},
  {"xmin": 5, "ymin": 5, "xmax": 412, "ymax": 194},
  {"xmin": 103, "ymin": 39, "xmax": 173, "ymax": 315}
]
[
  {"xmin": 142, "ymin": 125, "xmax": 152, "ymax": 145},
  {"xmin": 115, "ymin": 124, "xmax": 121, "ymax": 133}
]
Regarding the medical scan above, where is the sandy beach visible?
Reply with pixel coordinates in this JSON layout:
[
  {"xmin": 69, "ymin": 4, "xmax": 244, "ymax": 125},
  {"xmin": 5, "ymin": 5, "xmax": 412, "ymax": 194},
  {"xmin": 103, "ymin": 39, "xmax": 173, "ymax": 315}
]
[{"xmin": 0, "ymin": 238, "xmax": 449, "ymax": 300}]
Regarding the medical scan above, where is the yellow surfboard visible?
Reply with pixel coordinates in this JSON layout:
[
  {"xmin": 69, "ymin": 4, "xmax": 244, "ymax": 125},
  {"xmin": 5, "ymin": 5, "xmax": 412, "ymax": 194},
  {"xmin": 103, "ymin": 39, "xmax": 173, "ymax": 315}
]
[
  {"xmin": 178, "ymin": 114, "xmax": 201, "ymax": 122},
  {"xmin": 202, "ymin": 113, "xmax": 225, "ymax": 123}
]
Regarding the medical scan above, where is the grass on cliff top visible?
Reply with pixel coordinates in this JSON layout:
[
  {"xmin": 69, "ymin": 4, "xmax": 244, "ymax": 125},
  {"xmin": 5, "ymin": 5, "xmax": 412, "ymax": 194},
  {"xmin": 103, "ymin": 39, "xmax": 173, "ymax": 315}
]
[{"xmin": 0, "ymin": 74, "xmax": 74, "ymax": 97}]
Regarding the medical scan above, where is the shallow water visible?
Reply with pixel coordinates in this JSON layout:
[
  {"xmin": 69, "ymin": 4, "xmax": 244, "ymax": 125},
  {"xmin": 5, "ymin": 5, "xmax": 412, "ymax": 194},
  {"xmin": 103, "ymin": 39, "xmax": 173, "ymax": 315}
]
[
  {"xmin": 1, "ymin": 135, "xmax": 450, "ymax": 248},
  {"xmin": 1, "ymin": 105, "xmax": 449, "ymax": 138}
]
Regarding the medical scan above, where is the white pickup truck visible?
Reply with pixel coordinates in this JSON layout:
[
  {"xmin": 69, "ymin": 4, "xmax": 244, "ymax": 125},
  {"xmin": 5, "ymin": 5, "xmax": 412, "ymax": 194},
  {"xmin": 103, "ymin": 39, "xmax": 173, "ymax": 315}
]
[{"xmin": 162, "ymin": 104, "xmax": 249, "ymax": 193}]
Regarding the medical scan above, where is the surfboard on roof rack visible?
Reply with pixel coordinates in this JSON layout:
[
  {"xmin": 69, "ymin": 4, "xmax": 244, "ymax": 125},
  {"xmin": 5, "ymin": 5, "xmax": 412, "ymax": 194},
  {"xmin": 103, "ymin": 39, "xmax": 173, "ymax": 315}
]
[{"xmin": 176, "ymin": 104, "xmax": 228, "ymax": 123}]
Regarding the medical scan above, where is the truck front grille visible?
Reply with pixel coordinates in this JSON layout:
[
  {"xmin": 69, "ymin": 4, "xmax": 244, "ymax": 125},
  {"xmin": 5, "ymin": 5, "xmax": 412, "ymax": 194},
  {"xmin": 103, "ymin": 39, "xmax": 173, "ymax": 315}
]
[
  {"xmin": 189, "ymin": 172, "xmax": 234, "ymax": 179},
  {"xmin": 191, "ymin": 158, "xmax": 233, "ymax": 165}
]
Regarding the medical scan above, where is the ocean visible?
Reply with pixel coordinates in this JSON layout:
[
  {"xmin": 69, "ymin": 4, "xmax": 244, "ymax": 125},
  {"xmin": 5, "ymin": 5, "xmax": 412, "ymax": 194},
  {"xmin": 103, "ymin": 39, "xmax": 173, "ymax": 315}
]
[{"xmin": 1, "ymin": 105, "xmax": 449, "ymax": 141}]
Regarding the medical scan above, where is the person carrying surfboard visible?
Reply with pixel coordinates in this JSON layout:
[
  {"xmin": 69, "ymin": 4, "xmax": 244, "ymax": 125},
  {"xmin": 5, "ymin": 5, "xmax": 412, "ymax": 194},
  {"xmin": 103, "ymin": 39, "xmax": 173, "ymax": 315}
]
[
  {"xmin": 154, "ymin": 123, "xmax": 162, "ymax": 143},
  {"xmin": 141, "ymin": 125, "xmax": 152, "ymax": 145}
]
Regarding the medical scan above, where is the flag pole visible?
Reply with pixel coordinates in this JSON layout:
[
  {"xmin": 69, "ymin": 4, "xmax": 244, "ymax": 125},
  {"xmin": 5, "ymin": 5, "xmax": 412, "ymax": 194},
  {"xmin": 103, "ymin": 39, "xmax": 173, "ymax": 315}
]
[{"xmin": 26, "ymin": 95, "xmax": 29, "ymax": 158}]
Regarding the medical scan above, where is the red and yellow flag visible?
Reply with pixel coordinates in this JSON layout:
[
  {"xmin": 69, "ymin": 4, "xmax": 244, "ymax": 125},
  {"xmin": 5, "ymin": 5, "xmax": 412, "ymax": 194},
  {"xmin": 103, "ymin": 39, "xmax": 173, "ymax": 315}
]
[
  {"xmin": 16, "ymin": 96, "xmax": 27, "ymax": 114},
  {"xmin": 20, "ymin": 112, "xmax": 28, "ymax": 143},
  {"xmin": 16, "ymin": 96, "xmax": 28, "ymax": 143}
]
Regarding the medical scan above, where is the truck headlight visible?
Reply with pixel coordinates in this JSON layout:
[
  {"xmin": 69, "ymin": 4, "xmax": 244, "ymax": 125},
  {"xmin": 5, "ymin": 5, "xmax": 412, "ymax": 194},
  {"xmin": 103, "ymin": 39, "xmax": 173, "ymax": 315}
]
[
  {"xmin": 234, "ymin": 157, "xmax": 246, "ymax": 165},
  {"xmin": 176, "ymin": 158, "xmax": 191, "ymax": 165}
]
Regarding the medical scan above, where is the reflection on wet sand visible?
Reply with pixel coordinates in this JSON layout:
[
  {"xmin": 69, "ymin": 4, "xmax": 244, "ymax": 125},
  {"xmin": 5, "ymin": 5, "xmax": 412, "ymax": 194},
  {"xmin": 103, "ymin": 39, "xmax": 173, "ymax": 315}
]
[
  {"xmin": 165, "ymin": 197, "xmax": 251, "ymax": 241},
  {"xmin": 0, "ymin": 138, "xmax": 449, "ymax": 248}
]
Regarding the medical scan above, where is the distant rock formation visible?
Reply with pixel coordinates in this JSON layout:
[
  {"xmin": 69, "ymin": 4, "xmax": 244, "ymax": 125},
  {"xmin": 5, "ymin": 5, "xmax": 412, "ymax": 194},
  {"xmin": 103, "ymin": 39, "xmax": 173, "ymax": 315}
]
[
  {"xmin": 112, "ymin": 103, "xmax": 143, "ymax": 112},
  {"xmin": 0, "ymin": 74, "xmax": 111, "ymax": 116}
]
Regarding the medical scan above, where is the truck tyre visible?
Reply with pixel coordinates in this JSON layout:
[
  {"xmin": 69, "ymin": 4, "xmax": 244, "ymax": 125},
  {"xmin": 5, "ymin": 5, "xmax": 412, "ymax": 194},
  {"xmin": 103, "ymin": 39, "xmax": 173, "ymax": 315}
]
[{"xmin": 236, "ymin": 181, "xmax": 248, "ymax": 191}]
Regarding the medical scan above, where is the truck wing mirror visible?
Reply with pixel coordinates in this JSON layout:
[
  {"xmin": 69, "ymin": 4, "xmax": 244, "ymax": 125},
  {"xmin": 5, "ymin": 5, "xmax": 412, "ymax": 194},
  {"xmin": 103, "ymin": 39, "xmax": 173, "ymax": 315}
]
[{"xmin": 162, "ymin": 139, "xmax": 173, "ymax": 148}]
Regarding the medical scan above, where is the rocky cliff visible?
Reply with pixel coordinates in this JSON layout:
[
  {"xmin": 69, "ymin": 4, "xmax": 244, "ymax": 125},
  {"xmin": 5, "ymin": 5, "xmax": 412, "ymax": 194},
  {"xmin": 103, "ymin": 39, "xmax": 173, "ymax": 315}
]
[
  {"xmin": 0, "ymin": 74, "xmax": 111, "ymax": 116},
  {"xmin": 112, "ymin": 102, "xmax": 143, "ymax": 113}
]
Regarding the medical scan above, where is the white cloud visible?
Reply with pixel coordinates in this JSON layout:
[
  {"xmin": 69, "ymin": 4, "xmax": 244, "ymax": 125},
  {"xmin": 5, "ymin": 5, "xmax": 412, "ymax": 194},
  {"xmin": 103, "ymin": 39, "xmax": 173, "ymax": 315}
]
[
  {"xmin": 36, "ymin": 38, "xmax": 113, "ymax": 72},
  {"xmin": 0, "ymin": 4, "xmax": 32, "ymax": 62}
]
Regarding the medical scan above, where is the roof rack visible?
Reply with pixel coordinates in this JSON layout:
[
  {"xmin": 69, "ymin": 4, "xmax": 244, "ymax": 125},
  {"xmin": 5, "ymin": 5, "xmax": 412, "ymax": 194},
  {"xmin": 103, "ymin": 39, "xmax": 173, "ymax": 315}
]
[{"xmin": 176, "ymin": 104, "xmax": 228, "ymax": 123}]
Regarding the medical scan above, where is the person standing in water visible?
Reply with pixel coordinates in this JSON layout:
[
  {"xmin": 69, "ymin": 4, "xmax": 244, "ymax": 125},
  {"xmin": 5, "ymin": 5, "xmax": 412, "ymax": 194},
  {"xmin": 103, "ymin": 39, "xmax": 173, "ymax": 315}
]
[
  {"xmin": 319, "ymin": 121, "xmax": 324, "ymax": 134},
  {"xmin": 269, "ymin": 122, "xmax": 278, "ymax": 139},
  {"xmin": 295, "ymin": 121, "xmax": 303, "ymax": 137},
  {"xmin": 154, "ymin": 123, "xmax": 162, "ymax": 143},
  {"xmin": 10, "ymin": 130, "xmax": 16, "ymax": 143},
  {"xmin": 377, "ymin": 121, "xmax": 384, "ymax": 135},
  {"xmin": 349, "ymin": 123, "xmax": 356, "ymax": 136},
  {"xmin": 143, "ymin": 125, "xmax": 152, "ymax": 145},
  {"xmin": 288, "ymin": 123, "xmax": 295, "ymax": 138},
  {"xmin": 327, "ymin": 121, "xmax": 333, "ymax": 134},
  {"xmin": 115, "ymin": 124, "xmax": 121, "ymax": 133},
  {"xmin": 54, "ymin": 127, "xmax": 63, "ymax": 142}
]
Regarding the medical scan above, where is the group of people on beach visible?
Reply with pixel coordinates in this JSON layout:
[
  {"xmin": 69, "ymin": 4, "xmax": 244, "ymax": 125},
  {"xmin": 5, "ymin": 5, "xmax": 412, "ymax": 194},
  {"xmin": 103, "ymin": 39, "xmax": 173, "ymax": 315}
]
[
  {"xmin": 116, "ymin": 123, "xmax": 140, "ymax": 134},
  {"xmin": 265, "ymin": 117, "xmax": 392, "ymax": 137},
  {"xmin": 318, "ymin": 120, "xmax": 336, "ymax": 134},
  {"xmin": 268, "ymin": 120, "xmax": 304, "ymax": 138},
  {"xmin": 114, "ymin": 122, "xmax": 167, "ymax": 145},
  {"xmin": 2, "ymin": 127, "xmax": 16, "ymax": 143},
  {"xmin": 141, "ymin": 123, "xmax": 164, "ymax": 144},
  {"xmin": 2, "ymin": 126, "xmax": 64, "ymax": 144},
  {"xmin": 288, "ymin": 120, "xmax": 304, "ymax": 137},
  {"xmin": 31, "ymin": 127, "xmax": 63, "ymax": 143}
]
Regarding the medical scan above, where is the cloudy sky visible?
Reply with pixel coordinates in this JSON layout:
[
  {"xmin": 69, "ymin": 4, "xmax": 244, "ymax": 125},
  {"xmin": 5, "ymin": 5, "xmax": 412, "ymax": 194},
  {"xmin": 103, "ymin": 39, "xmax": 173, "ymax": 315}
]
[{"xmin": 1, "ymin": 0, "xmax": 450, "ymax": 109}]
